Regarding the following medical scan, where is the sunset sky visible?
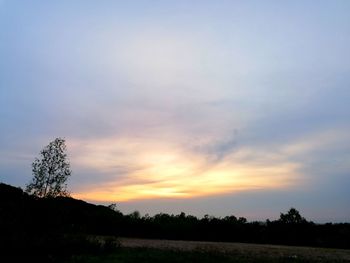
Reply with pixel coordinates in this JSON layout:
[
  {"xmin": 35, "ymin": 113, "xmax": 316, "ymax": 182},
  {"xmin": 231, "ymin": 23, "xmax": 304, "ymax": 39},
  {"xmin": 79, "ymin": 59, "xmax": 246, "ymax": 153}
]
[{"xmin": 1, "ymin": 1, "xmax": 350, "ymax": 222}]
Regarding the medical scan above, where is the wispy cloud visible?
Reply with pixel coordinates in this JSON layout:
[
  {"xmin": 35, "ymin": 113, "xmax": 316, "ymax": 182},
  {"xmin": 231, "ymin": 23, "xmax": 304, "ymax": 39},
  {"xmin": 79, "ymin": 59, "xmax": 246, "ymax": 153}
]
[
  {"xmin": 1, "ymin": 0, "xmax": 350, "ymax": 221},
  {"xmin": 71, "ymin": 127, "xmax": 350, "ymax": 203},
  {"xmin": 71, "ymin": 134, "xmax": 301, "ymax": 202}
]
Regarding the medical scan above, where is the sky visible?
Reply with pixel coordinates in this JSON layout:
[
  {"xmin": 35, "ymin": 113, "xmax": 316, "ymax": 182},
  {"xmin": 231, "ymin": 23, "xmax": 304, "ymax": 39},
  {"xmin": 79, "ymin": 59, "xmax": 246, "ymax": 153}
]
[{"xmin": 1, "ymin": 0, "xmax": 350, "ymax": 223}]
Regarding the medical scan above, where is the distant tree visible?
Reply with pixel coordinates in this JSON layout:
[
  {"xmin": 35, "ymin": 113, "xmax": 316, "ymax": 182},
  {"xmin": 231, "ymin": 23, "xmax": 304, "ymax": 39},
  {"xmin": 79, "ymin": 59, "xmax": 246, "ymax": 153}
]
[
  {"xmin": 25, "ymin": 138, "xmax": 71, "ymax": 198},
  {"xmin": 129, "ymin": 210, "xmax": 141, "ymax": 220},
  {"xmin": 279, "ymin": 208, "xmax": 306, "ymax": 224},
  {"xmin": 224, "ymin": 215, "xmax": 236, "ymax": 222},
  {"xmin": 203, "ymin": 214, "xmax": 214, "ymax": 222},
  {"xmin": 108, "ymin": 203, "xmax": 118, "ymax": 212},
  {"xmin": 238, "ymin": 217, "xmax": 247, "ymax": 224},
  {"xmin": 177, "ymin": 212, "xmax": 186, "ymax": 219}
]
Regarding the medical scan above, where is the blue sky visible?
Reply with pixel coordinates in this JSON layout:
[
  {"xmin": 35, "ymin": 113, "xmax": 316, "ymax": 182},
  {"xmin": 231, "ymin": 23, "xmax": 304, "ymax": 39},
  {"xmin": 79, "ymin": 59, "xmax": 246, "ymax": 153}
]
[{"xmin": 1, "ymin": 0, "xmax": 350, "ymax": 222}]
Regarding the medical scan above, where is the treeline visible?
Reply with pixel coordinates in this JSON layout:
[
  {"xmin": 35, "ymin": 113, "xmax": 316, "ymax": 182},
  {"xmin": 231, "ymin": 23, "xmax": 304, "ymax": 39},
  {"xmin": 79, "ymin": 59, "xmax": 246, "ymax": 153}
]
[
  {"xmin": 118, "ymin": 210, "xmax": 350, "ymax": 249},
  {"xmin": 1, "ymin": 183, "xmax": 349, "ymax": 253}
]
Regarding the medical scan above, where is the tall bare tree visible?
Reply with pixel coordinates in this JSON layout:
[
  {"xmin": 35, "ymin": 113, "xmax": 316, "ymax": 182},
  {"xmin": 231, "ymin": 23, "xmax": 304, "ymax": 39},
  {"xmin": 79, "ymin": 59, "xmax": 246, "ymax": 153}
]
[{"xmin": 26, "ymin": 138, "xmax": 71, "ymax": 198}]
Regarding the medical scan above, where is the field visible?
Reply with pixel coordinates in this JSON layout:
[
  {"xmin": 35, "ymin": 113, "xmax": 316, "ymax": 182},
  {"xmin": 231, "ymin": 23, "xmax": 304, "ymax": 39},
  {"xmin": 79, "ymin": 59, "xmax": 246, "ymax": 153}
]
[{"xmin": 65, "ymin": 238, "xmax": 350, "ymax": 263}]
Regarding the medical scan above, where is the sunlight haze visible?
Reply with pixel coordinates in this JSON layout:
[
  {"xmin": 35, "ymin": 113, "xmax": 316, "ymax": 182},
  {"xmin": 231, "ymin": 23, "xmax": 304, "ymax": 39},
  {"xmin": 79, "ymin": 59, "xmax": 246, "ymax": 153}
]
[{"xmin": 1, "ymin": 0, "xmax": 350, "ymax": 222}]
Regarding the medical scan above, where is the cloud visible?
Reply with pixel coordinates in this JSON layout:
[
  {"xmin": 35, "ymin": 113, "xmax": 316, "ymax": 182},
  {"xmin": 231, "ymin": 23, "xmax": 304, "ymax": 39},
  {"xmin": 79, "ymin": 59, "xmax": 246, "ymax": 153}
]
[
  {"xmin": 1, "ymin": 0, "xmax": 350, "ymax": 222},
  {"xmin": 70, "ymin": 134, "xmax": 301, "ymax": 202},
  {"xmin": 282, "ymin": 128, "xmax": 350, "ymax": 156},
  {"xmin": 70, "ymin": 126, "xmax": 350, "ymax": 203},
  {"xmin": 281, "ymin": 128, "xmax": 350, "ymax": 186}
]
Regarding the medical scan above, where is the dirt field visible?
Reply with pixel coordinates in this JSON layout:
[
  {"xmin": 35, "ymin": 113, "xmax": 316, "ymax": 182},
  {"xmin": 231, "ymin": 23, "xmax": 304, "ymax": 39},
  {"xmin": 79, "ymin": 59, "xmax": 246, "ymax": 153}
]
[{"xmin": 120, "ymin": 238, "xmax": 350, "ymax": 261}]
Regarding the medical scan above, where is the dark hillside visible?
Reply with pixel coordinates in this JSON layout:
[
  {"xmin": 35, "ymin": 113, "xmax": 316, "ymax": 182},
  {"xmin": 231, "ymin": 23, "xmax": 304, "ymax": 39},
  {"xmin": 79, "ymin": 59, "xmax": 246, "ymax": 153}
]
[
  {"xmin": 1, "ymin": 182, "xmax": 349, "ymax": 256},
  {"xmin": 0, "ymin": 183, "xmax": 122, "ymax": 236},
  {"xmin": 0, "ymin": 183, "xmax": 121, "ymax": 259}
]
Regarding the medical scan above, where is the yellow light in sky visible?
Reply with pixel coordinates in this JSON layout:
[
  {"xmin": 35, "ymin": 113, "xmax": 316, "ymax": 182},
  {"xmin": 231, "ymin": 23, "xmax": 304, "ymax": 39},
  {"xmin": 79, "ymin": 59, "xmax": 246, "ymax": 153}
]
[{"xmin": 71, "ymin": 136, "xmax": 300, "ymax": 203}]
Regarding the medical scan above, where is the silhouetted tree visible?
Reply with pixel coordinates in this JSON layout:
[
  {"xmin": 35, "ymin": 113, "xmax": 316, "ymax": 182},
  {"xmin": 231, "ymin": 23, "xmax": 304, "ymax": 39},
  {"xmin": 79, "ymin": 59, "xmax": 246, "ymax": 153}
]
[
  {"xmin": 238, "ymin": 217, "xmax": 247, "ymax": 224},
  {"xmin": 279, "ymin": 208, "xmax": 306, "ymax": 224},
  {"xmin": 129, "ymin": 210, "xmax": 141, "ymax": 220},
  {"xmin": 108, "ymin": 203, "xmax": 118, "ymax": 212},
  {"xmin": 26, "ymin": 138, "xmax": 71, "ymax": 198}
]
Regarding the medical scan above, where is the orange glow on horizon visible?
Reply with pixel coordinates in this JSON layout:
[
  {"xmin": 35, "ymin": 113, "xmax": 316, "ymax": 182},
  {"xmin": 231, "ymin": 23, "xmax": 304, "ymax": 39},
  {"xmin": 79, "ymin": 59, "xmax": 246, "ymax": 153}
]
[{"xmin": 70, "ymin": 137, "xmax": 301, "ymax": 203}]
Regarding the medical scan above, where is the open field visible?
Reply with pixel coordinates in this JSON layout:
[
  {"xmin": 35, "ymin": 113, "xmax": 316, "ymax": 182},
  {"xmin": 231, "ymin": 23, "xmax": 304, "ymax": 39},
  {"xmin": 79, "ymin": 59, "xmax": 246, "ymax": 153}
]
[
  {"xmin": 118, "ymin": 238, "xmax": 350, "ymax": 262},
  {"xmin": 3, "ymin": 236, "xmax": 350, "ymax": 262},
  {"xmin": 66, "ymin": 248, "xmax": 349, "ymax": 263}
]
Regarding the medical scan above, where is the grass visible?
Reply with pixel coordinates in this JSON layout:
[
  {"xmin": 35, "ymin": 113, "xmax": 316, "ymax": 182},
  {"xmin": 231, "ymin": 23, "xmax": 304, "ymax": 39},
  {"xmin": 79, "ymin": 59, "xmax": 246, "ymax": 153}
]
[
  {"xmin": 64, "ymin": 247, "xmax": 349, "ymax": 263},
  {"xmin": 1, "ymin": 235, "xmax": 348, "ymax": 263}
]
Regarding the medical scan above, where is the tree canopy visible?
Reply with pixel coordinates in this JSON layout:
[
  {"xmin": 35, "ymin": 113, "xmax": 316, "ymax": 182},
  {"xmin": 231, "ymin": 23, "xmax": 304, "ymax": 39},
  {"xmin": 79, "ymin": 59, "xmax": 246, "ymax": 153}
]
[
  {"xmin": 26, "ymin": 137, "xmax": 71, "ymax": 198},
  {"xmin": 279, "ymin": 208, "xmax": 306, "ymax": 224}
]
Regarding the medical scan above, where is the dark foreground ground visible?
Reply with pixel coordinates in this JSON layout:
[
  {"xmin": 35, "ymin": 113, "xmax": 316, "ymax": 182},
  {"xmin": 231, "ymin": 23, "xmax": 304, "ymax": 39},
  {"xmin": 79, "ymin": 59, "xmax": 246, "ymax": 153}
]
[
  {"xmin": 120, "ymin": 238, "xmax": 350, "ymax": 260},
  {"xmin": 1, "ymin": 183, "xmax": 349, "ymax": 262},
  {"xmin": 63, "ymin": 238, "xmax": 350, "ymax": 263},
  {"xmin": 1, "ymin": 237, "xmax": 350, "ymax": 263}
]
